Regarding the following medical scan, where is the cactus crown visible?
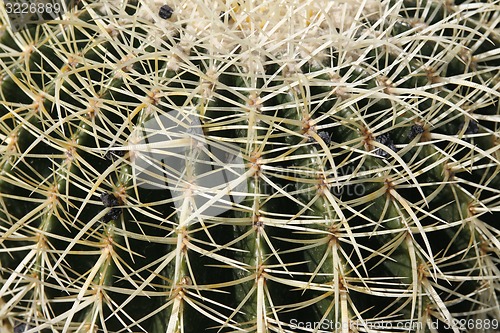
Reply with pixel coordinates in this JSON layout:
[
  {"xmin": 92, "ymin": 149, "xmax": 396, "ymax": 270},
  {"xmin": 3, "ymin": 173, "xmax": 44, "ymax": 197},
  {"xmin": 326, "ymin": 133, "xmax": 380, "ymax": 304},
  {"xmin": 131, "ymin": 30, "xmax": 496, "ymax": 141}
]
[{"xmin": 0, "ymin": 0, "xmax": 499, "ymax": 332}]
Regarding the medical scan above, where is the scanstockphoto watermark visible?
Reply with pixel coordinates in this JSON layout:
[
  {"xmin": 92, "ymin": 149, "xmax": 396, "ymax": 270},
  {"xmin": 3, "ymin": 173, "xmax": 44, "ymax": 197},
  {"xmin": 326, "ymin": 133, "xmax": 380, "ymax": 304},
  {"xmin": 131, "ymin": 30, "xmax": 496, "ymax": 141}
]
[
  {"xmin": 289, "ymin": 319, "xmax": 425, "ymax": 331},
  {"xmin": 289, "ymin": 318, "xmax": 499, "ymax": 331}
]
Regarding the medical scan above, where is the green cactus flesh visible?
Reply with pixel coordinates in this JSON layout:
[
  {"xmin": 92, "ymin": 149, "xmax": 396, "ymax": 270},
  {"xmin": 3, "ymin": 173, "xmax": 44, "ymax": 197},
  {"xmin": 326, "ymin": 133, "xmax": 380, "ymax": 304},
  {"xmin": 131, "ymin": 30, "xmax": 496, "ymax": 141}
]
[{"xmin": 0, "ymin": 0, "xmax": 499, "ymax": 332}]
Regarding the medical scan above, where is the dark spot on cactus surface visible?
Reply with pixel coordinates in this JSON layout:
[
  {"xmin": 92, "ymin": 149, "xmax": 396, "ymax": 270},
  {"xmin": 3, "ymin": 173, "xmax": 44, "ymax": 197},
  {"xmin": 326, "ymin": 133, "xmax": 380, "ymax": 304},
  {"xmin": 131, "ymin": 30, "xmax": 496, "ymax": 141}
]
[
  {"xmin": 308, "ymin": 131, "xmax": 331, "ymax": 146},
  {"xmin": 459, "ymin": 119, "xmax": 478, "ymax": 143},
  {"xmin": 408, "ymin": 124, "xmax": 425, "ymax": 139},
  {"xmin": 102, "ymin": 208, "xmax": 123, "ymax": 223},
  {"xmin": 253, "ymin": 220, "xmax": 264, "ymax": 228},
  {"xmin": 14, "ymin": 323, "xmax": 33, "ymax": 333},
  {"xmin": 219, "ymin": 11, "xmax": 233, "ymax": 23},
  {"xmin": 105, "ymin": 148, "xmax": 126, "ymax": 161},
  {"xmin": 374, "ymin": 133, "xmax": 398, "ymax": 158},
  {"xmin": 101, "ymin": 192, "xmax": 120, "ymax": 207},
  {"xmin": 318, "ymin": 131, "xmax": 331, "ymax": 145},
  {"xmin": 463, "ymin": 119, "xmax": 479, "ymax": 135},
  {"xmin": 159, "ymin": 5, "xmax": 174, "ymax": 19},
  {"xmin": 100, "ymin": 193, "xmax": 123, "ymax": 222}
]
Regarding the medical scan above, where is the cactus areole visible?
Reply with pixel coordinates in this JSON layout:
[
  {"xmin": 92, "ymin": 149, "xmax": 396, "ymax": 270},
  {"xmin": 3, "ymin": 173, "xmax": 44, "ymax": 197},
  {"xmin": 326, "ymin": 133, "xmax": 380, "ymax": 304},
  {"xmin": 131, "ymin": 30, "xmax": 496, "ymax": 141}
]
[{"xmin": 0, "ymin": 0, "xmax": 499, "ymax": 332}]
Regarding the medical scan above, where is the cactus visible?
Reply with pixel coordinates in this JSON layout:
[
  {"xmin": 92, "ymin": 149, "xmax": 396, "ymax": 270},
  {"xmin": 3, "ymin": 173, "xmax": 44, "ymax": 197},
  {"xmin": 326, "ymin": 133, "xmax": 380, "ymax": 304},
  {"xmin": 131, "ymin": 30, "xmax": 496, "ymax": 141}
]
[{"xmin": 1, "ymin": 0, "xmax": 499, "ymax": 332}]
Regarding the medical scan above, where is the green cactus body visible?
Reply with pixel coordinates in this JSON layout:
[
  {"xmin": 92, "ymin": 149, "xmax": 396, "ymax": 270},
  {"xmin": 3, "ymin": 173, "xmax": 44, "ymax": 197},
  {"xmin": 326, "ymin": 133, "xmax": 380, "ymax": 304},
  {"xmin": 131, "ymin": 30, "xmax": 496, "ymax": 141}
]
[{"xmin": 1, "ymin": 0, "xmax": 499, "ymax": 332}]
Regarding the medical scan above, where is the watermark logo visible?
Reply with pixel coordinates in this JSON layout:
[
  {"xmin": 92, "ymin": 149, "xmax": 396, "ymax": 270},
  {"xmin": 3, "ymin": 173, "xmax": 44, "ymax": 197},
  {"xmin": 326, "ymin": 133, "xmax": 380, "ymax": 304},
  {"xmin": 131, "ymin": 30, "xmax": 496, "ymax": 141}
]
[
  {"xmin": 289, "ymin": 318, "xmax": 424, "ymax": 331},
  {"xmin": 288, "ymin": 318, "xmax": 499, "ymax": 332},
  {"xmin": 129, "ymin": 109, "xmax": 247, "ymax": 218}
]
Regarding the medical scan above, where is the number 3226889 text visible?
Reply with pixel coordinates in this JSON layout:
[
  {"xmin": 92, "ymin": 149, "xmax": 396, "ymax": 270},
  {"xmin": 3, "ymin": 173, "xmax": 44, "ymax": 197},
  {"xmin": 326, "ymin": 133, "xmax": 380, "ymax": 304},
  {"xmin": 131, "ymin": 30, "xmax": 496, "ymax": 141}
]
[{"xmin": 5, "ymin": 2, "xmax": 62, "ymax": 15}]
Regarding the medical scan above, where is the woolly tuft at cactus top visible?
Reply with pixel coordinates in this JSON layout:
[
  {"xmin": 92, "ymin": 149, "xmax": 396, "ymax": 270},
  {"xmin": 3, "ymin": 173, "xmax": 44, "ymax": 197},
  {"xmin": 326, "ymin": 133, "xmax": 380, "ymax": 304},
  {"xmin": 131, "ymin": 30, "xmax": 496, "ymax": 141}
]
[{"xmin": 0, "ymin": 0, "xmax": 499, "ymax": 332}]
